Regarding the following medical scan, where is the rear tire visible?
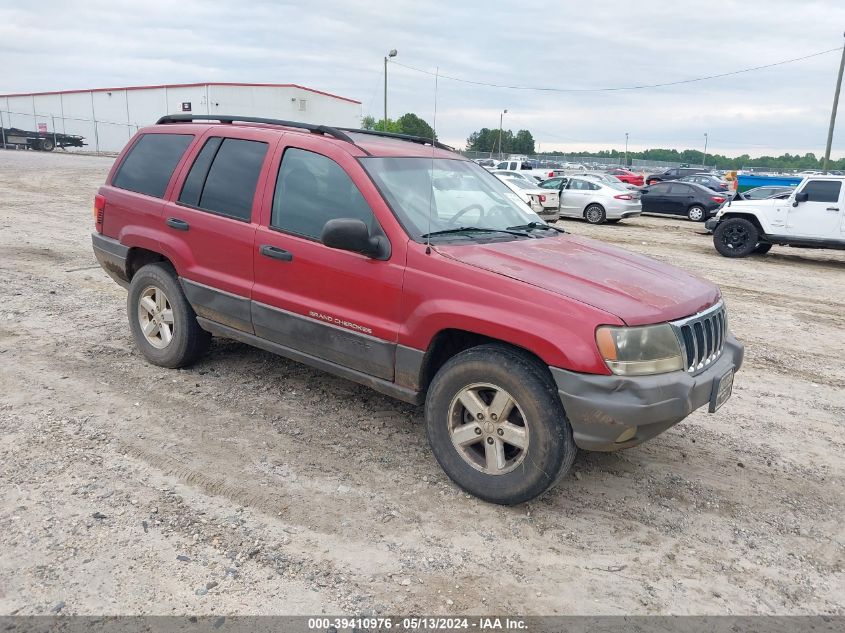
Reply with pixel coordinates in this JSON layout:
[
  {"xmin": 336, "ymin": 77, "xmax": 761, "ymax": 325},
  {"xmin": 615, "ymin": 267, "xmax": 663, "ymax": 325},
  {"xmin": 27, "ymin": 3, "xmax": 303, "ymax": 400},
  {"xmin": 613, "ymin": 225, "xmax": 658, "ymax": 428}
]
[
  {"xmin": 127, "ymin": 263, "xmax": 210, "ymax": 368},
  {"xmin": 713, "ymin": 218, "xmax": 759, "ymax": 258},
  {"xmin": 584, "ymin": 204, "xmax": 607, "ymax": 224},
  {"xmin": 40, "ymin": 138, "xmax": 55, "ymax": 151},
  {"xmin": 425, "ymin": 344, "xmax": 576, "ymax": 505},
  {"xmin": 687, "ymin": 205, "xmax": 706, "ymax": 222}
]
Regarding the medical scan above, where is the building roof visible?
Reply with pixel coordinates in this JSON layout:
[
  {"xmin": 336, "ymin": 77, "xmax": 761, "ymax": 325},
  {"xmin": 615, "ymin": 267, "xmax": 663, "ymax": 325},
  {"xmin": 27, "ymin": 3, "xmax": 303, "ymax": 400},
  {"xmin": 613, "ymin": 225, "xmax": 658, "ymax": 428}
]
[{"xmin": 0, "ymin": 82, "xmax": 361, "ymax": 104}]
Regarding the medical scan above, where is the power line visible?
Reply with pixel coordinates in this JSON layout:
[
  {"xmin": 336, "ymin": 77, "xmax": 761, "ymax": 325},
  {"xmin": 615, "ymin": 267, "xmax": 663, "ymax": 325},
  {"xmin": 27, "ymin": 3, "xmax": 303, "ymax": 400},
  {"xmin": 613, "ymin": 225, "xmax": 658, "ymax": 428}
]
[{"xmin": 391, "ymin": 46, "xmax": 843, "ymax": 93}]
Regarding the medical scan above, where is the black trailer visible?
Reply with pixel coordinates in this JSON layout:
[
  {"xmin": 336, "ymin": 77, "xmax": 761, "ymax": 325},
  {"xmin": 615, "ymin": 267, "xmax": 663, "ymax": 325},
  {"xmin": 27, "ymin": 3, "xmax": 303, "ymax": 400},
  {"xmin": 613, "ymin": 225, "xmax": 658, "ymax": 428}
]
[{"xmin": 0, "ymin": 126, "xmax": 86, "ymax": 151}]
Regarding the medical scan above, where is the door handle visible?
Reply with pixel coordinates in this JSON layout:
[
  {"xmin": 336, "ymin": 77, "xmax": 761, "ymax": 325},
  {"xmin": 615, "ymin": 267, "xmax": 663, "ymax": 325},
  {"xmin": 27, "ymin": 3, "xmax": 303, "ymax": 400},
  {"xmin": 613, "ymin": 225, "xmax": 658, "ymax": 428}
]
[
  {"xmin": 826, "ymin": 207, "xmax": 840, "ymax": 211},
  {"xmin": 259, "ymin": 244, "xmax": 293, "ymax": 262},
  {"xmin": 166, "ymin": 217, "xmax": 189, "ymax": 231}
]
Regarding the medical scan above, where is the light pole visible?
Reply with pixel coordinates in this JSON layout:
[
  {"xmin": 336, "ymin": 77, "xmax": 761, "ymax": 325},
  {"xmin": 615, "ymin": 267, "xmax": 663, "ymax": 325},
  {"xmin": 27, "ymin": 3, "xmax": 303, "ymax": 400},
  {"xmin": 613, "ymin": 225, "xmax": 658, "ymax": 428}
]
[
  {"xmin": 822, "ymin": 32, "xmax": 845, "ymax": 173},
  {"xmin": 624, "ymin": 132, "xmax": 629, "ymax": 167},
  {"xmin": 384, "ymin": 49, "xmax": 397, "ymax": 132},
  {"xmin": 497, "ymin": 109, "xmax": 508, "ymax": 158},
  {"xmin": 703, "ymin": 132, "xmax": 709, "ymax": 168}
]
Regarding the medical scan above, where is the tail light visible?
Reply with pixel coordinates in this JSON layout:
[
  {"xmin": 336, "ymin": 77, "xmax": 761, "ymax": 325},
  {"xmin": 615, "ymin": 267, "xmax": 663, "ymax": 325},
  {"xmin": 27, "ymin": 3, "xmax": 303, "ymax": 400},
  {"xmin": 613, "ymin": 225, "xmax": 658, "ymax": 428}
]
[
  {"xmin": 538, "ymin": 194, "xmax": 547, "ymax": 203},
  {"xmin": 712, "ymin": 196, "xmax": 725, "ymax": 203},
  {"xmin": 94, "ymin": 194, "xmax": 106, "ymax": 233},
  {"xmin": 614, "ymin": 194, "xmax": 633, "ymax": 200},
  {"xmin": 548, "ymin": 171, "xmax": 554, "ymax": 178}
]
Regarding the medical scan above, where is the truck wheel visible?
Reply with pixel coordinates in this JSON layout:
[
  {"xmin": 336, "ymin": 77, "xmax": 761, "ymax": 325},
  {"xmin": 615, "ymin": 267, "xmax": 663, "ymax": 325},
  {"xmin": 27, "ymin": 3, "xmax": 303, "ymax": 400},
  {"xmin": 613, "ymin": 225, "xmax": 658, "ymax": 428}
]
[
  {"xmin": 425, "ymin": 344, "xmax": 577, "ymax": 505},
  {"xmin": 754, "ymin": 242, "xmax": 773, "ymax": 255},
  {"xmin": 127, "ymin": 263, "xmax": 210, "ymax": 368},
  {"xmin": 40, "ymin": 138, "xmax": 55, "ymax": 151},
  {"xmin": 584, "ymin": 204, "xmax": 606, "ymax": 224},
  {"xmin": 687, "ymin": 205, "xmax": 706, "ymax": 222},
  {"xmin": 713, "ymin": 218, "xmax": 759, "ymax": 258}
]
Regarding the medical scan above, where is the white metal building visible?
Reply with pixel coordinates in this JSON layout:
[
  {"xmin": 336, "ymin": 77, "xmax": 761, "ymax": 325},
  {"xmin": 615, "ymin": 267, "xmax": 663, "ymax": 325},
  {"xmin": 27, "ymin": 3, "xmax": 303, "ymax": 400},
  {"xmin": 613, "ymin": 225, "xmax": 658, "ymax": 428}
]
[{"xmin": 0, "ymin": 82, "xmax": 362, "ymax": 153}]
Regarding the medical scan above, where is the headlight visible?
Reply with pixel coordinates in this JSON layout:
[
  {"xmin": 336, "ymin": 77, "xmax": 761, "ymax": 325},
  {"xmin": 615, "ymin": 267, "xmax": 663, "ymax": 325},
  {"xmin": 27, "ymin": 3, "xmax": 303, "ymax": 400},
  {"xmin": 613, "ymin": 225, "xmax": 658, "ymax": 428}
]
[{"xmin": 595, "ymin": 323, "xmax": 684, "ymax": 376}]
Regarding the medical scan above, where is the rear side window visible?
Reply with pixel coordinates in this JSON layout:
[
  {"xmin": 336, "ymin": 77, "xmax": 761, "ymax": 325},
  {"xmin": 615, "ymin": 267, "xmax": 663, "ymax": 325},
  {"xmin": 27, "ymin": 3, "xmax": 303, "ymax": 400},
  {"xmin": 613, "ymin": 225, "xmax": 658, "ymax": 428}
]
[
  {"xmin": 113, "ymin": 133, "xmax": 193, "ymax": 198},
  {"xmin": 179, "ymin": 137, "xmax": 268, "ymax": 221},
  {"xmin": 271, "ymin": 147, "xmax": 374, "ymax": 240},
  {"xmin": 801, "ymin": 180, "xmax": 841, "ymax": 203}
]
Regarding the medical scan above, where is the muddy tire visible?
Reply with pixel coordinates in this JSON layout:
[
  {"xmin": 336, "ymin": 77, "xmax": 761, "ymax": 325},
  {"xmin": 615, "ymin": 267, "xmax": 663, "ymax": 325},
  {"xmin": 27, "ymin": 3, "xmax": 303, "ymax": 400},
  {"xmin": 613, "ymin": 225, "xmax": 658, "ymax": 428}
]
[
  {"xmin": 127, "ymin": 263, "xmax": 210, "ymax": 368},
  {"xmin": 754, "ymin": 242, "xmax": 773, "ymax": 255},
  {"xmin": 425, "ymin": 344, "xmax": 577, "ymax": 505}
]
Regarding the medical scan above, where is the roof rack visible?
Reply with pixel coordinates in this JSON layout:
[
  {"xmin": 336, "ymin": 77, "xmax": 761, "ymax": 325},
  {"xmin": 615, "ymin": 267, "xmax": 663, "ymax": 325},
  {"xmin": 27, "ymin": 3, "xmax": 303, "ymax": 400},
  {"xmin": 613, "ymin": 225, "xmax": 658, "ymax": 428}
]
[
  {"xmin": 154, "ymin": 114, "xmax": 455, "ymax": 153},
  {"xmin": 155, "ymin": 114, "xmax": 356, "ymax": 144},
  {"xmin": 338, "ymin": 128, "xmax": 453, "ymax": 151}
]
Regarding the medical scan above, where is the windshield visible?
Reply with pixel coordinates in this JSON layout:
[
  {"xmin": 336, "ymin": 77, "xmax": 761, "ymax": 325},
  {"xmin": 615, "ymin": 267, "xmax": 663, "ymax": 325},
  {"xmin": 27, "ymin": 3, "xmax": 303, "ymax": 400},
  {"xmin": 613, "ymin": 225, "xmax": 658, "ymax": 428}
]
[{"xmin": 361, "ymin": 158, "xmax": 544, "ymax": 240}]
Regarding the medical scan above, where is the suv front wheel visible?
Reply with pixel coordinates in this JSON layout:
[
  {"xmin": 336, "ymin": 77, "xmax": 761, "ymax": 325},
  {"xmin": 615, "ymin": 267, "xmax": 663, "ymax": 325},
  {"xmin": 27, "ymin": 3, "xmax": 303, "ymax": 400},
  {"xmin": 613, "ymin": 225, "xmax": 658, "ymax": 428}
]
[
  {"xmin": 713, "ymin": 217, "xmax": 759, "ymax": 258},
  {"xmin": 128, "ymin": 263, "xmax": 210, "ymax": 368},
  {"xmin": 425, "ymin": 344, "xmax": 577, "ymax": 505}
]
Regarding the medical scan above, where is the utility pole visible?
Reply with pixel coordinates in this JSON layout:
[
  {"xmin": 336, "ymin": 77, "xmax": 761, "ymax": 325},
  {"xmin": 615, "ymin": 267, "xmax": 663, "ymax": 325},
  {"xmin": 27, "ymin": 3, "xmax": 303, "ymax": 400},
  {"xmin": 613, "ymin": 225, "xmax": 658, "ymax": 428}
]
[
  {"xmin": 822, "ymin": 33, "xmax": 845, "ymax": 173},
  {"xmin": 625, "ymin": 132, "xmax": 629, "ymax": 167},
  {"xmin": 497, "ymin": 109, "xmax": 508, "ymax": 157},
  {"xmin": 703, "ymin": 132, "xmax": 709, "ymax": 168},
  {"xmin": 384, "ymin": 49, "xmax": 397, "ymax": 132}
]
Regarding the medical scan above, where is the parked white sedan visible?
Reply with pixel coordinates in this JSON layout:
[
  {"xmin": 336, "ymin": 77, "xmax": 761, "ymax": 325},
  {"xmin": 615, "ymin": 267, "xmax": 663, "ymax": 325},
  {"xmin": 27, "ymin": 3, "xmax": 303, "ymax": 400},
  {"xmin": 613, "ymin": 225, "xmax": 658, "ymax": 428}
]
[
  {"xmin": 559, "ymin": 177, "xmax": 642, "ymax": 224},
  {"xmin": 495, "ymin": 175, "xmax": 560, "ymax": 221}
]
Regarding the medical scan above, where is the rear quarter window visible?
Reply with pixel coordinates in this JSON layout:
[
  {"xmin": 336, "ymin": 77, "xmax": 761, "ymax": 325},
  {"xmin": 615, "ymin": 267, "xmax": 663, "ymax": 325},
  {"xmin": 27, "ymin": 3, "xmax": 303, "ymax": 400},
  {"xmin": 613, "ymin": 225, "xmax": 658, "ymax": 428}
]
[{"xmin": 112, "ymin": 133, "xmax": 194, "ymax": 198}]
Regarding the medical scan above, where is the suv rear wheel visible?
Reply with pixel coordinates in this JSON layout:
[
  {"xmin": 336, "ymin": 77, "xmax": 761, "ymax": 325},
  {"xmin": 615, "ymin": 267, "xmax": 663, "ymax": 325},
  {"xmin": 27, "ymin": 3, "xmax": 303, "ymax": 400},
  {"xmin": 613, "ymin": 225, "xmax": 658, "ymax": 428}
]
[
  {"xmin": 713, "ymin": 217, "xmax": 759, "ymax": 258},
  {"xmin": 128, "ymin": 263, "xmax": 210, "ymax": 368},
  {"xmin": 425, "ymin": 344, "xmax": 576, "ymax": 505}
]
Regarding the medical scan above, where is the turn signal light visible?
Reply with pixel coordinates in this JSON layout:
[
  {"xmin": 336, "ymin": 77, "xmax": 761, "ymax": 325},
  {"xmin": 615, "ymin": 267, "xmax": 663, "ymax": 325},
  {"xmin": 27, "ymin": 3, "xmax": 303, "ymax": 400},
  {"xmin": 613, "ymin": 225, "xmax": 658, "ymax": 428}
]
[{"xmin": 94, "ymin": 194, "xmax": 106, "ymax": 233}]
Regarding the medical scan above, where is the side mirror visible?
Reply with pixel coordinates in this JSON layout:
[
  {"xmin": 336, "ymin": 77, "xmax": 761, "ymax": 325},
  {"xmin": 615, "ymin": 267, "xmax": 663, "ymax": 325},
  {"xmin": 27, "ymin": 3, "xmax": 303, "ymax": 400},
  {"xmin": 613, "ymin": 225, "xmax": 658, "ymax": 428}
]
[
  {"xmin": 321, "ymin": 219, "xmax": 388, "ymax": 259},
  {"xmin": 792, "ymin": 191, "xmax": 809, "ymax": 207}
]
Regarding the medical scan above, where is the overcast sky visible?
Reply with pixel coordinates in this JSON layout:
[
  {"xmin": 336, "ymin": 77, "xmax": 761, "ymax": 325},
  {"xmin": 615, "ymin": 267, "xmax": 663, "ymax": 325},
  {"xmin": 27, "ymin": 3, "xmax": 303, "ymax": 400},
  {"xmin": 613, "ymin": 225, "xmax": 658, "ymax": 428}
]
[{"xmin": 2, "ymin": 0, "xmax": 844, "ymax": 157}]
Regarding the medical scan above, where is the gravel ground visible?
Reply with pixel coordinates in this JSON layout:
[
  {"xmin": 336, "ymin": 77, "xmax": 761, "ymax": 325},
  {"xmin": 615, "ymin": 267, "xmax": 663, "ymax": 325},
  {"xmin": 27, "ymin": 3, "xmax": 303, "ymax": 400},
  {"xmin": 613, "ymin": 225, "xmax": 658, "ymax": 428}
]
[{"xmin": 0, "ymin": 150, "xmax": 843, "ymax": 616}]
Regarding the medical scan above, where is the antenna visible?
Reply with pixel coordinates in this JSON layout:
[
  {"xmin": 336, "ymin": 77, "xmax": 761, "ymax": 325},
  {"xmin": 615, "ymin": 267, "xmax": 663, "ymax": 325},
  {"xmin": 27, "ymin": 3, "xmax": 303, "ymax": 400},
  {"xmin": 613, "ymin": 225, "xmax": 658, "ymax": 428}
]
[{"xmin": 426, "ymin": 67, "xmax": 439, "ymax": 255}]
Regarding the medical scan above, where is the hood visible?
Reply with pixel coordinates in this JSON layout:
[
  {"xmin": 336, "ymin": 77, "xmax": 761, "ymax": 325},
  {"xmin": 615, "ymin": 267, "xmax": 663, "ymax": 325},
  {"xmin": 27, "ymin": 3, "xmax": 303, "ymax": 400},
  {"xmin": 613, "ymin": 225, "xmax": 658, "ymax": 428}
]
[
  {"xmin": 717, "ymin": 197, "xmax": 781, "ymax": 217},
  {"xmin": 435, "ymin": 233, "xmax": 721, "ymax": 326}
]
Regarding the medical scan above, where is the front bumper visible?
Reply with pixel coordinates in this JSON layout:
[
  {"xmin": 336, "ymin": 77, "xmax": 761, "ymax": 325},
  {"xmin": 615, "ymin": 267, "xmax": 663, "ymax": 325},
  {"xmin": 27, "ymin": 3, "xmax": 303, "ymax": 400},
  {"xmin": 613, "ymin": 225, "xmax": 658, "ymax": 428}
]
[
  {"xmin": 705, "ymin": 218, "xmax": 720, "ymax": 232},
  {"xmin": 551, "ymin": 335, "xmax": 744, "ymax": 451}
]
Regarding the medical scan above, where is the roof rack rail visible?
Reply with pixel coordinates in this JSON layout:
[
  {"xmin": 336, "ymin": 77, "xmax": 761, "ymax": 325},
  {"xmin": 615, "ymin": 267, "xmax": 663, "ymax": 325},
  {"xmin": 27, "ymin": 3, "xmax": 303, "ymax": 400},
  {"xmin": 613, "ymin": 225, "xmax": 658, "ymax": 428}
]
[
  {"xmin": 338, "ymin": 127, "xmax": 453, "ymax": 151},
  {"xmin": 155, "ymin": 114, "xmax": 356, "ymax": 144}
]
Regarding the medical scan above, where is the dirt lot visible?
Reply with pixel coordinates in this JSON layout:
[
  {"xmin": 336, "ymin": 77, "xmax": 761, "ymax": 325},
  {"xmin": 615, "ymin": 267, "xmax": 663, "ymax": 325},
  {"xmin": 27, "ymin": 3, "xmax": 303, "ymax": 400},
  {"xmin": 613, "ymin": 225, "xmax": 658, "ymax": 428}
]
[{"xmin": 0, "ymin": 150, "xmax": 843, "ymax": 617}]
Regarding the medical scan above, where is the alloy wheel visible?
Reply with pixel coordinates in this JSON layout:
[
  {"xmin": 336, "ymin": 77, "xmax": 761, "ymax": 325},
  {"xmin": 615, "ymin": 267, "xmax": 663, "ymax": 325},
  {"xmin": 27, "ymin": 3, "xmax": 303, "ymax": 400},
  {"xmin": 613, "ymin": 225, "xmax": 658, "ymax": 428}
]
[
  {"xmin": 448, "ymin": 383, "xmax": 529, "ymax": 475},
  {"xmin": 721, "ymin": 225, "xmax": 749, "ymax": 251},
  {"xmin": 137, "ymin": 285, "xmax": 174, "ymax": 349}
]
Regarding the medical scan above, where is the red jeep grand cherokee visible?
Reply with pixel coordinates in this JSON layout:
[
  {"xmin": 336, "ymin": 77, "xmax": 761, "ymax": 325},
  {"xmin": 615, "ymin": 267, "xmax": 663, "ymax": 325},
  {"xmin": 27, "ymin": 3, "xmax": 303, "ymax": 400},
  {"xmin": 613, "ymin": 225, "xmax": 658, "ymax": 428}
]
[{"xmin": 92, "ymin": 115, "xmax": 743, "ymax": 505}]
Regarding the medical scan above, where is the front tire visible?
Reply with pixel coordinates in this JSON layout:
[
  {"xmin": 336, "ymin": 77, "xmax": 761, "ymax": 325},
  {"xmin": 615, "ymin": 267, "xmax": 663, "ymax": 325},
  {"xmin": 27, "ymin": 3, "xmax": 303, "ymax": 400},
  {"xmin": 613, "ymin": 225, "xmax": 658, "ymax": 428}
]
[
  {"xmin": 584, "ymin": 204, "xmax": 607, "ymax": 224},
  {"xmin": 713, "ymin": 218, "xmax": 759, "ymax": 258},
  {"xmin": 425, "ymin": 344, "xmax": 577, "ymax": 505},
  {"xmin": 127, "ymin": 263, "xmax": 210, "ymax": 368},
  {"xmin": 687, "ymin": 205, "xmax": 706, "ymax": 222}
]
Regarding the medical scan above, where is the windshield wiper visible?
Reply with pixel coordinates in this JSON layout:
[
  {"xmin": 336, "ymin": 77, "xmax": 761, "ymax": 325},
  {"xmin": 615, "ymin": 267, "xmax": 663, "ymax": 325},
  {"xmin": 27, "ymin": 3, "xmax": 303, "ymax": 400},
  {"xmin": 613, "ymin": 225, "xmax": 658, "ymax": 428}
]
[
  {"xmin": 420, "ymin": 226, "xmax": 529, "ymax": 238},
  {"xmin": 506, "ymin": 222, "xmax": 566, "ymax": 234}
]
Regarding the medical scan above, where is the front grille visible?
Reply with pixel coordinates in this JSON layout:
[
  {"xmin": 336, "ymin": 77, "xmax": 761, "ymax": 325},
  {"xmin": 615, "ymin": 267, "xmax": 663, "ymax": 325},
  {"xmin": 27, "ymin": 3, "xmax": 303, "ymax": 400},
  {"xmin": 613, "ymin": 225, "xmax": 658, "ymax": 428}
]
[{"xmin": 671, "ymin": 302, "xmax": 727, "ymax": 374}]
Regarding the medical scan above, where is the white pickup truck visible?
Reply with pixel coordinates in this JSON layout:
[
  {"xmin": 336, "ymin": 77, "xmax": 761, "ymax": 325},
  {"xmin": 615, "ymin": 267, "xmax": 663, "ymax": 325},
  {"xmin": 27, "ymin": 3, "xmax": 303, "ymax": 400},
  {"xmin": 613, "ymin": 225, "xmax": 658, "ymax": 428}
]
[
  {"xmin": 706, "ymin": 175, "xmax": 845, "ymax": 257},
  {"xmin": 494, "ymin": 159, "xmax": 556, "ymax": 181}
]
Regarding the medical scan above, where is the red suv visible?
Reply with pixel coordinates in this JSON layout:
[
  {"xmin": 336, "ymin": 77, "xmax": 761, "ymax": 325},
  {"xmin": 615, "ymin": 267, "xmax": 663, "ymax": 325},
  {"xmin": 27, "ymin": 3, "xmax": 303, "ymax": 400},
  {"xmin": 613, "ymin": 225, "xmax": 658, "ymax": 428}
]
[{"xmin": 92, "ymin": 115, "xmax": 743, "ymax": 505}]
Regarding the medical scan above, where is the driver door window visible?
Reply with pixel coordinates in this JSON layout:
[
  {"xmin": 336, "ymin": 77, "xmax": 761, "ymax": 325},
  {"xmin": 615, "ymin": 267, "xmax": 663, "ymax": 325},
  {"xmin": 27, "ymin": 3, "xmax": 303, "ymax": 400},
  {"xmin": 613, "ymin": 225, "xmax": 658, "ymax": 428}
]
[{"xmin": 271, "ymin": 147, "xmax": 377, "ymax": 240}]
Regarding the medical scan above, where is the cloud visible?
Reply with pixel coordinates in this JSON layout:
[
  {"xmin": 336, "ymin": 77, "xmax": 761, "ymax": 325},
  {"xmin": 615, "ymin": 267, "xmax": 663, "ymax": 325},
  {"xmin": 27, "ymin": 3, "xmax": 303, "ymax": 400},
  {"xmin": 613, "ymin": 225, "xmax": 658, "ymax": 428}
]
[{"xmin": 0, "ymin": 0, "xmax": 843, "ymax": 157}]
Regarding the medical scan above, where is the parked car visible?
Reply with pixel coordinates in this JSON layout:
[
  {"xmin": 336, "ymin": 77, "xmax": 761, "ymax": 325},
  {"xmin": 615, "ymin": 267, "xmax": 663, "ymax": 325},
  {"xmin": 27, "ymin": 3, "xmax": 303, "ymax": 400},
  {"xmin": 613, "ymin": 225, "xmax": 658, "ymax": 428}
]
[
  {"xmin": 707, "ymin": 176, "xmax": 845, "ymax": 257},
  {"xmin": 735, "ymin": 185, "xmax": 795, "ymax": 201},
  {"xmin": 474, "ymin": 158, "xmax": 497, "ymax": 168},
  {"xmin": 491, "ymin": 169, "xmax": 542, "ymax": 184},
  {"xmin": 92, "ymin": 114, "xmax": 743, "ymax": 505},
  {"xmin": 679, "ymin": 174, "xmax": 730, "ymax": 193},
  {"xmin": 607, "ymin": 168, "xmax": 644, "ymax": 187},
  {"xmin": 644, "ymin": 167, "xmax": 708, "ymax": 186},
  {"xmin": 558, "ymin": 176, "xmax": 642, "ymax": 224},
  {"xmin": 496, "ymin": 175, "xmax": 560, "ymax": 221},
  {"xmin": 640, "ymin": 181, "xmax": 727, "ymax": 221},
  {"xmin": 572, "ymin": 172, "xmax": 640, "ymax": 190}
]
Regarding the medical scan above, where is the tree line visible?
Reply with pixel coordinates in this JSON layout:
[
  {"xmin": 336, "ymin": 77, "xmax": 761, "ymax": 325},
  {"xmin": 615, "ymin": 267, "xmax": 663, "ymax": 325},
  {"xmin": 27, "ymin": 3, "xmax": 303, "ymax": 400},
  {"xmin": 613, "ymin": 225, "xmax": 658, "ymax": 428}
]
[{"xmin": 361, "ymin": 113, "xmax": 436, "ymax": 140}]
